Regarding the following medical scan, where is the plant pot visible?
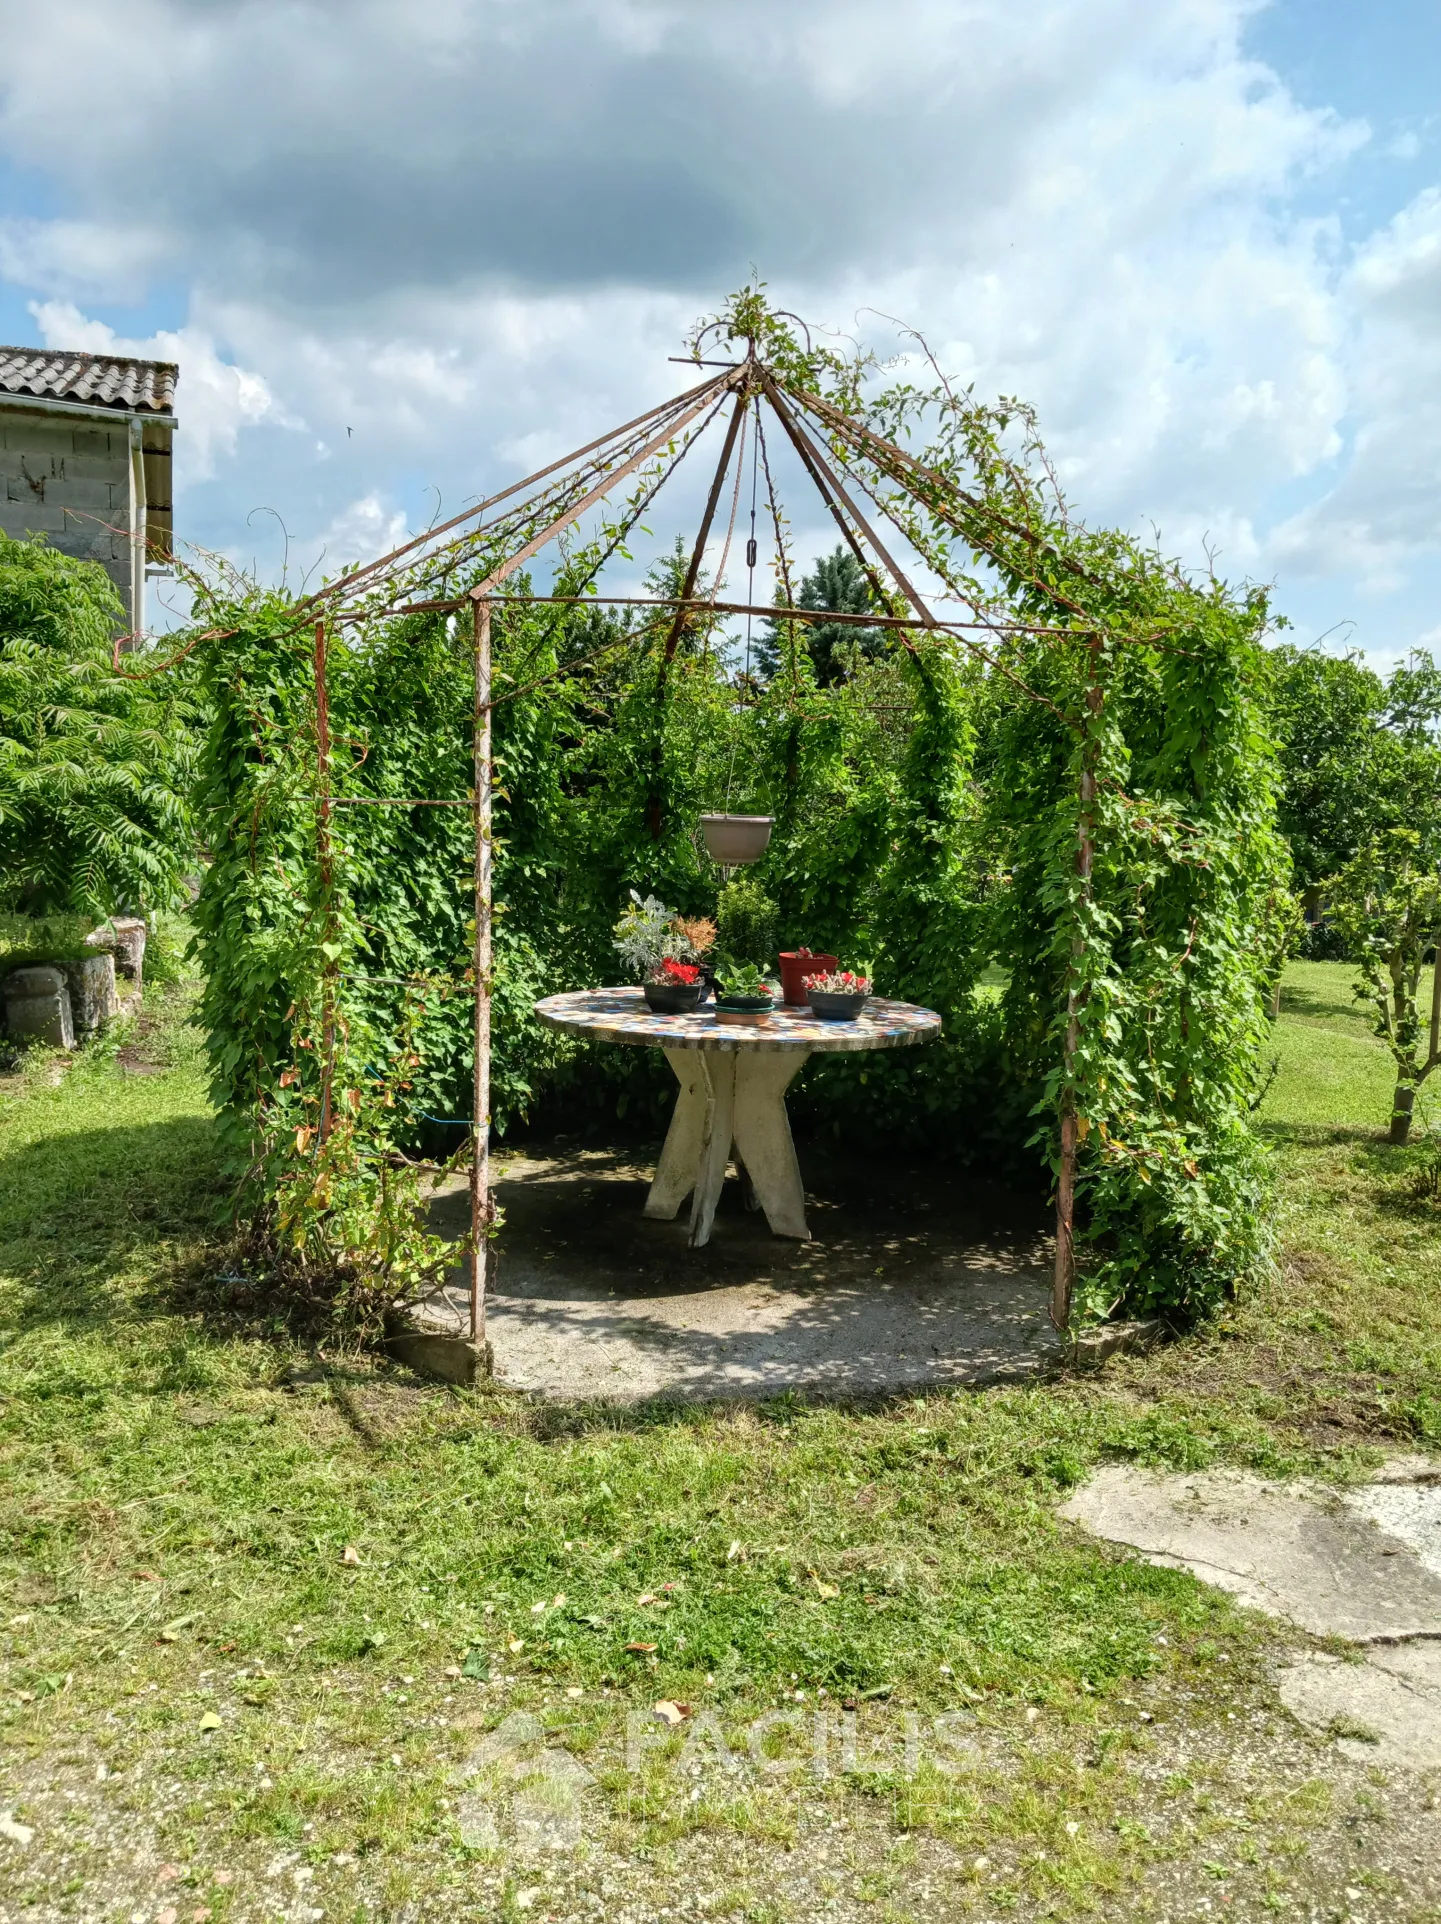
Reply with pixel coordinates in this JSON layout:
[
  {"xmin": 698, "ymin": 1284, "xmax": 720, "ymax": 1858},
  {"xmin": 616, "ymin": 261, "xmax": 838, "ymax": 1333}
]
[
  {"xmin": 806, "ymin": 989, "xmax": 870, "ymax": 1022},
  {"xmin": 699, "ymin": 813, "xmax": 773, "ymax": 866},
  {"xmin": 713, "ymin": 994, "xmax": 774, "ymax": 1028},
  {"xmin": 778, "ymin": 950, "xmax": 838, "ymax": 1008},
  {"xmin": 643, "ymin": 980, "xmax": 704, "ymax": 1015}
]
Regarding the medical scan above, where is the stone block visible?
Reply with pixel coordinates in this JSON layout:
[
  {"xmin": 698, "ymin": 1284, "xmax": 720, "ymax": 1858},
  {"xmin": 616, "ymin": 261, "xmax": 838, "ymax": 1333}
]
[
  {"xmin": 87, "ymin": 918, "xmax": 146, "ymax": 1007},
  {"xmin": 2, "ymin": 966, "xmax": 75, "ymax": 1050},
  {"xmin": 64, "ymin": 952, "xmax": 118, "ymax": 1037}
]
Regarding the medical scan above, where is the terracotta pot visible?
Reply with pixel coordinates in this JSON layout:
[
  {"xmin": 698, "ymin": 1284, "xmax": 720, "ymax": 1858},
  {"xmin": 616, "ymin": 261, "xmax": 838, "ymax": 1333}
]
[
  {"xmin": 699, "ymin": 813, "xmax": 773, "ymax": 865},
  {"xmin": 713, "ymin": 994, "xmax": 774, "ymax": 1028},
  {"xmin": 778, "ymin": 950, "xmax": 838, "ymax": 1008}
]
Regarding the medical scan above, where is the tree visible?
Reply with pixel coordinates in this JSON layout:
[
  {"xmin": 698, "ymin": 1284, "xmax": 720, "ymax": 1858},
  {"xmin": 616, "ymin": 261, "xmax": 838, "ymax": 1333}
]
[
  {"xmin": 1264, "ymin": 645, "xmax": 1441, "ymax": 893},
  {"xmin": 758, "ymin": 546, "xmax": 888, "ymax": 686},
  {"xmin": 1328, "ymin": 829, "xmax": 1441, "ymax": 1144},
  {"xmin": 0, "ymin": 533, "xmax": 193, "ymax": 916}
]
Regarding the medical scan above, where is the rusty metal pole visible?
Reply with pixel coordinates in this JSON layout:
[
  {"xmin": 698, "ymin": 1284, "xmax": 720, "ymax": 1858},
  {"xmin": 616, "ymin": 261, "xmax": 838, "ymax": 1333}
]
[
  {"xmin": 315, "ymin": 618, "xmax": 336, "ymax": 1144},
  {"xmin": 470, "ymin": 597, "xmax": 494, "ymax": 1351},
  {"xmin": 1052, "ymin": 645, "xmax": 1103, "ymax": 1334}
]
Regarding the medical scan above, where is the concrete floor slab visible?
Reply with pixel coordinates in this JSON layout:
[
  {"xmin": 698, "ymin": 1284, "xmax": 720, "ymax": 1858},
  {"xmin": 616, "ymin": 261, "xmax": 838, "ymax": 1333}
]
[
  {"xmin": 1056, "ymin": 1465, "xmax": 1441, "ymax": 1642},
  {"xmin": 418, "ymin": 1146, "xmax": 1059, "ymax": 1402},
  {"xmin": 1059, "ymin": 1462, "xmax": 1441, "ymax": 1773},
  {"xmin": 1278, "ymin": 1645, "xmax": 1441, "ymax": 1771}
]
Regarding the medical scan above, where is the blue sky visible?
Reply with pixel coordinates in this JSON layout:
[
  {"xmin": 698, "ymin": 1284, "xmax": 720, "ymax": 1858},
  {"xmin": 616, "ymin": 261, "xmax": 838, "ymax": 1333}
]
[{"xmin": 0, "ymin": 0, "xmax": 1437, "ymax": 666}]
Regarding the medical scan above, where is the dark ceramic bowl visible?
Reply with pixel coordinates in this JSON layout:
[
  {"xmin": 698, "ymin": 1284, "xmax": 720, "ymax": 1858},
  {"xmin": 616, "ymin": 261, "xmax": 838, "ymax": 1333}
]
[
  {"xmin": 807, "ymin": 989, "xmax": 869, "ymax": 1022},
  {"xmin": 643, "ymin": 980, "xmax": 704, "ymax": 1015}
]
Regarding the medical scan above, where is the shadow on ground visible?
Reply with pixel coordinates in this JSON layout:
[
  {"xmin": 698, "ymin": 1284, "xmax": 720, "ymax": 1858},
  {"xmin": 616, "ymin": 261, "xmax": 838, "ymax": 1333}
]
[
  {"xmin": 0, "ymin": 1115, "xmax": 224, "ymax": 1328},
  {"xmin": 422, "ymin": 1142, "xmax": 1059, "ymax": 1401}
]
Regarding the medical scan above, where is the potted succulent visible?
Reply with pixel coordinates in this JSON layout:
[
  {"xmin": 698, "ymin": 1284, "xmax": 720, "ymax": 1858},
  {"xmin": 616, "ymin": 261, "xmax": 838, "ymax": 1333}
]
[
  {"xmin": 778, "ymin": 946, "xmax": 838, "ymax": 1009},
  {"xmin": 712, "ymin": 959, "xmax": 777, "ymax": 1027},
  {"xmin": 806, "ymin": 968, "xmax": 872, "ymax": 1021}
]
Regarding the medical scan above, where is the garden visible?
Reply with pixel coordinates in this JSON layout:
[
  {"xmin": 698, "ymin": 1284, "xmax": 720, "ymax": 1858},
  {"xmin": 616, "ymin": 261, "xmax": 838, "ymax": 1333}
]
[{"xmin": 2, "ymin": 291, "xmax": 1441, "ymax": 1921}]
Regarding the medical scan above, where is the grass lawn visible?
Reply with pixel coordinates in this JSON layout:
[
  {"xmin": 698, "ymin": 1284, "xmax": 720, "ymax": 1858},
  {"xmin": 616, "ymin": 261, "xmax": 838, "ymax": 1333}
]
[{"xmin": 1, "ymin": 964, "xmax": 1438, "ymax": 1922}]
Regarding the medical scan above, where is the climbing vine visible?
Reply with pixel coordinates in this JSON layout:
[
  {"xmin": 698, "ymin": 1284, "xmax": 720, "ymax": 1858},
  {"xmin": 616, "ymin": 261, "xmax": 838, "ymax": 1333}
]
[{"xmin": 179, "ymin": 292, "xmax": 1285, "ymax": 1333}]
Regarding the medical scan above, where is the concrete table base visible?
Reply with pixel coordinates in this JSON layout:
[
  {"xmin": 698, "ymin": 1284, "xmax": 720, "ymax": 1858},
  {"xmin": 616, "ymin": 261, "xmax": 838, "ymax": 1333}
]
[
  {"xmin": 534, "ymin": 988, "xmax": 943, "ymax": 1248},
  {"xmin": 646, "ymin": 1046, "xmax": 809, "ymax": 1246}
]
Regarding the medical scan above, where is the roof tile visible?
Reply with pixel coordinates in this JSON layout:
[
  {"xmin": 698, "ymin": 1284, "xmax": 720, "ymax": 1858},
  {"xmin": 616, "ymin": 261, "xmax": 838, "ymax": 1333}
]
[{"xmin": 0, "ymin": 345, "xmax": 178, "ymax": 414}]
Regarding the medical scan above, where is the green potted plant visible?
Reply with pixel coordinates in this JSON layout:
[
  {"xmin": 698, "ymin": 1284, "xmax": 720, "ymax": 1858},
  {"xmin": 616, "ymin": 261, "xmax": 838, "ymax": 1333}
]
[
  {"xmin": 806, "ymin": 968, "xmax": 872, "ymax": 1021},
  {"xmin": 643, "ymin": 956, "xmax": 705, "ymax": 1014},
  {"xmin": 612, "ymin": 894, "xmax": 716, "ymax": 1013},
  {"xmin": 712, "ymin": 959, "xmax": 776, "ymax": 1027}
]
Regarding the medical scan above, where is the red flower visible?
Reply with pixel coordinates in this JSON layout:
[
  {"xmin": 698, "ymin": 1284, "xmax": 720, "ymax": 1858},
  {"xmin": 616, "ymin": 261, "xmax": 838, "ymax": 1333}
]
[{"xmin": 657, "ymin": 958, "xmax": 701, "ymax": 984}]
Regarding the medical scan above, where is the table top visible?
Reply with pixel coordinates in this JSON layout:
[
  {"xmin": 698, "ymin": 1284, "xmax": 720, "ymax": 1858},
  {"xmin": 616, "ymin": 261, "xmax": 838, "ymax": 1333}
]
[{"xmin": 533, "ymin": 986, "xmax": 942, "ymax": 1055}]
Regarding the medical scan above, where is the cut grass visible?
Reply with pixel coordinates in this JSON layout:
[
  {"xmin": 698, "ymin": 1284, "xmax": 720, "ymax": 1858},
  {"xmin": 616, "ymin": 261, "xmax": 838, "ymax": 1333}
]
[{"xmin": 0, "ymin": 962, "xmax": 1438, "ymax": 1918}]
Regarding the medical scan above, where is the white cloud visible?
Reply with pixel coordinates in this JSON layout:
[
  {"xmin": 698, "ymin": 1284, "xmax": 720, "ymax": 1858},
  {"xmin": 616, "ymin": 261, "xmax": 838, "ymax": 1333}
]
[
  {"xmin": 0, "ymin": 0, "xmax": 1434, "ymax": 656},
  {"xmin": 1265, "ymin": 184, "xmax": 1441, "ymax": 594},
  {"xmin": 27, "ymin": 299, "xmax": 291, "ymax": 483},
  {"xmin": 0, "ymin": 218, "xmax": 170, "ymax": 302}
]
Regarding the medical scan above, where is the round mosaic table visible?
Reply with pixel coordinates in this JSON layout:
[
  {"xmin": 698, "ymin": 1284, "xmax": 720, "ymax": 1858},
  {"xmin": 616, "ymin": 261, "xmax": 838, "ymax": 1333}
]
[{"xmin": 534, "ymin": 987, "xmax": 942, "ymax": 1248}]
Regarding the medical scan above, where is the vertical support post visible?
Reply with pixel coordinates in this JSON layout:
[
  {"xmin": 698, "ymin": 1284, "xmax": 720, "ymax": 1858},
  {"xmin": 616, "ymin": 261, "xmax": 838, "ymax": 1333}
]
[
  {"xmin": 126, "ymin": 417, "xmax": 147, "ymax": 647},
  {"xmin": 1052, "ymin": 642, "xmax": 1103, "ymax": 1334},
  {"xmin": 315, "ymin": 618, "xmax": 336, "ymax": 1144},
  {"xmin": 470, "ymin": 597, "xmax": 494, "ymax": 1349}
]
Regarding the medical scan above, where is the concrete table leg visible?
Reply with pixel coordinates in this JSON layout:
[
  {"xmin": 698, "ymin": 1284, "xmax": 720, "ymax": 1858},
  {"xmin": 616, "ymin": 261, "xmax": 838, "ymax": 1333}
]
[
  {"xmin": 645, "ymin": 1049, "xmax": 709, "ymax": 1220},
  {"xmin": 731, "ymin": 1050, "xmax": 810, "ymax": 1241},
  {"xmin": 646, "ymin": 1046, "xmax": 813, "ymax": 1248},
  {"xmin": 688, "ymin": 1053, "xmax": 739, "ymax": 1248}
]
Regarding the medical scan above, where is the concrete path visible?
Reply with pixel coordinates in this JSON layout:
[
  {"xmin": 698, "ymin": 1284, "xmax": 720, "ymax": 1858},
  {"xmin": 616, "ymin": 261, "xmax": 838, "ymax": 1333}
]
[
  {"xmin": 419, "ymin": 1146, "xmax": 1059, "ymax": 1401},
  {"xmin": 1059, "ymin": 1461, "xmax": 1441, "ymax": 1769}
]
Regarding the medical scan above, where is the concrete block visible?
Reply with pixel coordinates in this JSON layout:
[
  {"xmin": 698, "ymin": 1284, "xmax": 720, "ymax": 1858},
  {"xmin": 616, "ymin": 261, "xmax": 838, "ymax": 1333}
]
[
  {"xmin": 384, "ymin": 1327, "xmax": 493, "ymax": 1386},
  {"xmin": 4, "ymin": 419, "xmax": 74, "ymax": 457},
  {"xmin": 2, "ymin": 966, "xmax": 75, "ymax": 1049},
  {"xmin": 53, "ymin": 478, "xmax": 115, "ymax": 513},
  {"xmin": 65, "ymin": 454, "xmax": 126, "ymax": 487},
  {"xmin": 1069, "ymin": 1318, "xmax": 1163, "ymax": 1368},
  {"xmin": 0, "ymin": 505, "xmax": 67, "ymax": 536},
  {"xmin": 64, "ymin": 952, "xmax": 118, "ymax": 1036}
]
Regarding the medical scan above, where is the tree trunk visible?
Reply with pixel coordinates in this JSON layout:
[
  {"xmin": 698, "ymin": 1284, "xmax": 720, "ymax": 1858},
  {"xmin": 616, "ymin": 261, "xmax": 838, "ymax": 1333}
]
[
  {"xmin": 1269, "ymin": 976, "xmax": 1283, "ymax": 1021},
  {"xmin": 1389, "ymin": 1079, "xmax": 1416, "ymax": 1146}
]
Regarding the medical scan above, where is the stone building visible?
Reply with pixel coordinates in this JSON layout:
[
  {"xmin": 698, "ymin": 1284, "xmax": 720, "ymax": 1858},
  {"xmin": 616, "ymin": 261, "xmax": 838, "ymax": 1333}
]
[{"xmin": 0, "ymin": 345, "xmax": 178, "ymax": 637}]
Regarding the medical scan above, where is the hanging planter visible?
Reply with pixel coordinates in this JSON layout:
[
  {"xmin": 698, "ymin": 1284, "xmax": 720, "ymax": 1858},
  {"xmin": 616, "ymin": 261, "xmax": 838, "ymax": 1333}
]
[{"xmin": 700, "ymin": 813, "xmax": 773, "ymax": 865}]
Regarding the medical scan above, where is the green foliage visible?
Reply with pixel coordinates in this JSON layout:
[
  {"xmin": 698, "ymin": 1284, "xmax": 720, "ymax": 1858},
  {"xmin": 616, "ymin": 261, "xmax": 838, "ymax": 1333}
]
[
  {"xmin": 1327, "ymin": 829, "xmax": 1441, "ymax": 1144},
  {"xmin": 0, "ymin": 533, "xmax": 194, "ymax": 915},
  {"xmin": 0, "ymin": 910, "xmax": 97, "ymax": 970},
  {"xmin": 175, "ymin": 291, "xmax": 1287, "ymax": 1332},
  {"xmin": 714, "ymin": 960, "xmax": 769, "ymax": 999},
  {"xmin": 757, "ymin": 545, "xmax": 888, "ymax": 686},
  {"xmin": 1262, "ymin": 644, "xmax": 1441, "ymax": 905},
  {"xmin": 715, "ymin": 874, "xmax": 780, "ymax": 969}
]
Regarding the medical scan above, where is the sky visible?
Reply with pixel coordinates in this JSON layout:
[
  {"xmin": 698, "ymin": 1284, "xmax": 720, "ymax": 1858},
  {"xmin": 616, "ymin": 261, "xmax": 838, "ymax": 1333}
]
[{"xmin": 0, "ymin": 0, "xmax": 1437, "ymax": 665}]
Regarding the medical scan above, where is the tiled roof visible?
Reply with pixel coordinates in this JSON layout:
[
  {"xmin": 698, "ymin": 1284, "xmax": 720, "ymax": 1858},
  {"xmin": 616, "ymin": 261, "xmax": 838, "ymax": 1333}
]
[{"xmin": 0, "ymin": 345, "xmax": 178, "ymax": 415}]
